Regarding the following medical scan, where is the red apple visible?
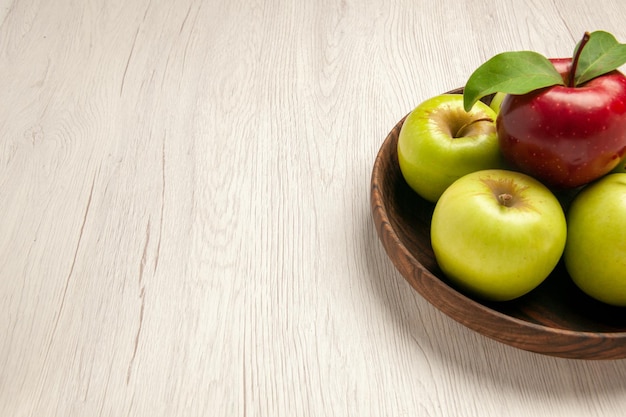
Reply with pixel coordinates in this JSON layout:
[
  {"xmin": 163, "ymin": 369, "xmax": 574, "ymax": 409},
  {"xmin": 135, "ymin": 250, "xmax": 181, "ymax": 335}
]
[{"xmin": 497, "ymin": 57, "xmax": 626, "ymax": 189}]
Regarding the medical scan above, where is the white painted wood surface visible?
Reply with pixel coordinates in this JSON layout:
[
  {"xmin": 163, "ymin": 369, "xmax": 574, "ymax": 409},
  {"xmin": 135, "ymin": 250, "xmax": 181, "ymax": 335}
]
[{"xmin": 2, "ymin": 0, "xmax": 626, "ymax": 415}]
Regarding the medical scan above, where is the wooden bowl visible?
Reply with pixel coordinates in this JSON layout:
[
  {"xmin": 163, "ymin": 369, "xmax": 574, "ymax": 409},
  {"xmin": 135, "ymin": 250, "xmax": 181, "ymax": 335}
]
[{"xmin": 370, "ymin": 89, "xmax": 626, "ymax": 360}]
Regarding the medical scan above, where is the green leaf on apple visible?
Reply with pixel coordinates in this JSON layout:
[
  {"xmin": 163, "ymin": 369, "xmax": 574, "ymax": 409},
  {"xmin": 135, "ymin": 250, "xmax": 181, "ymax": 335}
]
[
  {"xmin": 463, "ymin": 51, "xmax": 564, "ymax": 111},
  {"xmin": 463, "ymin": 31, "xmax": 626, "ymax": 111},
  {"xmin": 574, "ymin": 30, "xmax": 626, "ymax": 85}
]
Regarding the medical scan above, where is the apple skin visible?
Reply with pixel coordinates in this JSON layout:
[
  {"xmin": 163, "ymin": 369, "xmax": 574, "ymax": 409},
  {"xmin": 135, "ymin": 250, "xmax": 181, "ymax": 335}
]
[
  {"xmin": 611, "ymin": 155, "xmax": 626, "ymax": 173},
  {"xmin": 497, "ymin": 58, "xmax": 626, "ymax": 189},
  {"xmin": 431, "ymin": 169, "xmax": 567, "ymax": 302},
  {"xmin": 564, "ymin": 173, "xmax": 626, "ymax": 306},
  {"xmin": 489, "ymin": 92, "xmax": 507, "ymax": 114},
  {"xmin": 397, "ymin": 94, "xmax": 503, "ymax": 202}
]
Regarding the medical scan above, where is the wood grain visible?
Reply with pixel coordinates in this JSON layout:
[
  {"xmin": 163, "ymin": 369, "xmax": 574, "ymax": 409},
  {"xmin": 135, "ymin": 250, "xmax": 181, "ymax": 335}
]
[{"xmin": 2, "ymin": 0, "xmax": 626, "ymax": 416}]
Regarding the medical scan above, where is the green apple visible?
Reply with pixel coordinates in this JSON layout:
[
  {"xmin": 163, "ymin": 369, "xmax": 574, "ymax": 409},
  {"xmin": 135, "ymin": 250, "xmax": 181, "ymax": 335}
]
[
  {"xmin": 564, "ymin": 173, "xmax": 626, "ymax": 306},
  {"xmin": 431, "ymin": 169, "xmax": 567, "ymax": 301},
  {"xmin": 489, "ymin": 92, "xmax": 506, "ymax": 114},
  {"xmin": 397, "ymin": 94, "xmax": 503, "ymax": 202}
]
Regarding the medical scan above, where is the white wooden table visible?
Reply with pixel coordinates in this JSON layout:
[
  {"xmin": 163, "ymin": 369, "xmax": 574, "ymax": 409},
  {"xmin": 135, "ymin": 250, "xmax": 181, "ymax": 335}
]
[{"xmin": 2, "ymin": 0, "xmax": 626, "ymax": 415}]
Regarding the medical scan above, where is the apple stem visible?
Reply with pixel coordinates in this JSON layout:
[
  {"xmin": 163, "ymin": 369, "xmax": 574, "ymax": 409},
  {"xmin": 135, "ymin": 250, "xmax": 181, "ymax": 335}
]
[
  {"xmin": 569, "ymin": 32, "xmax": 591, "ymax": 87},
  {"xmin": 498, "ymin": 193, "xmax": 514, "ymax": 207},
  {"xmin": 454, "ymin": 117, "xmax": 494, "ymax": 138}
]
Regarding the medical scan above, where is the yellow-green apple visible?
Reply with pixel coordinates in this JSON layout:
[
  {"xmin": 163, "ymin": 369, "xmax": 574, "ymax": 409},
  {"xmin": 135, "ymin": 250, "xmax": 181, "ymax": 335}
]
[
  {"xmin": 431, "ymin": 169, "xmax": 567, "ymax": 301},
  {"xmin": 489, "ymin": 92, "xmax": 506, "ymax": 113},
  {"xmin": 564, "ymin": 173, "xmax": 626, "ymax": 306},
  {"xmin": 397, "ymin": 94, "xmax": 503, "ymax": 202}
]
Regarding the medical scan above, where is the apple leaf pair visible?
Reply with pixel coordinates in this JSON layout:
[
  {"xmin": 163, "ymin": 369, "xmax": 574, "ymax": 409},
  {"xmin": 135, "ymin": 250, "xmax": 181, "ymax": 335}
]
[{"xmin": 463, "ymin": 30, "xmax": 626, "ymax": 111}]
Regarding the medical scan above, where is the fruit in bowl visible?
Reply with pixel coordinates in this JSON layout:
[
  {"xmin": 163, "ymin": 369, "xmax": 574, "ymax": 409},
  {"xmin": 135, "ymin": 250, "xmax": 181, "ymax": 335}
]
[
  {"xmin": 564, "ymin": 173, "xmax": 626, "ymax": 306},
  {"xmin": 430, "ymin": 169, "xmax": 567, "ymax": 302},
  {"xmin": 497, "ymin": 57, "xmax": 626, "ymax": 189},
  {"xmin": 465, "ymin": 31, "xmax": 626, "ymax": 190},
  {"xmin": 397, "ymin": 94, "xmax": 503, "ymax": 202},
  {"xmin": 423, "ymin": 30, "xmax": 626, "ymax": 303}
]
